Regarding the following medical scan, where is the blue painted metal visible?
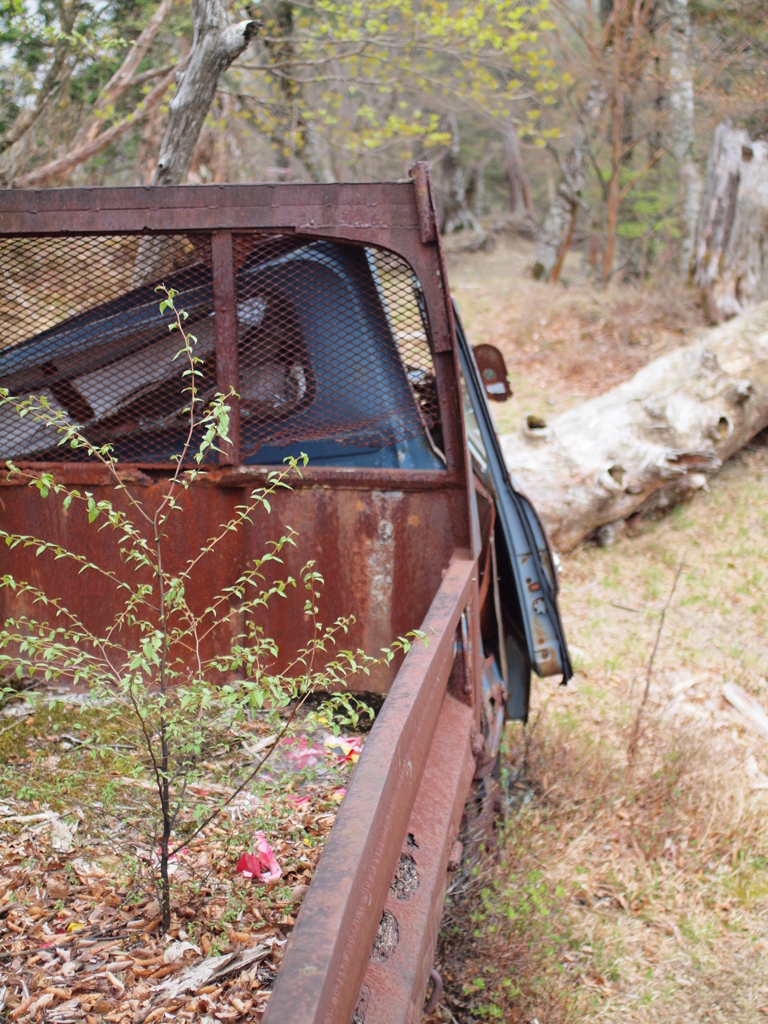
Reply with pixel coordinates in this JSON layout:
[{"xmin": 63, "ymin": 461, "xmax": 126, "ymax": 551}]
[
  {"xmin": 0, "ymin": 239, "xmax": 444, "ymax": 471},
  {"xmin": 454, "ymin": 302, "xmax": 572, "ymax": 686}
]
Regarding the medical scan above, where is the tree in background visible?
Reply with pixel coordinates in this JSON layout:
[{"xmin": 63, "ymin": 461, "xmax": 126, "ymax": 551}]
[
  {"xmin": 0, "ymin": 0, "xmax": 560, "ymax": 191},
  {"xmin": 2, "ymin": 0, "xmax": 767, "ymax": 297},
  {"xmin": 534, "ymin": 0, "xmax": 670, "ymax": 284},
  {"xmin": 0, "ymin": 0, "xmax": 182, "ymax": 185}
]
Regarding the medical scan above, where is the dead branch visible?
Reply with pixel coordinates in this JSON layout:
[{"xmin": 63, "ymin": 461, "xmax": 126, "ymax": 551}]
[
  {"xmin": 14, "ymin": 67, "xmax": 179, "ymax": 188},
  {"xmin": 152, "ymin": 0, "xmax": 260, "ymax": 186},
  {"xmin": 70, "ymin": 0, "xmax": 176, "ymax": 149},
  {"xmin": 627, "ymin": 556, "xmax": 686, "ymax": 763}
]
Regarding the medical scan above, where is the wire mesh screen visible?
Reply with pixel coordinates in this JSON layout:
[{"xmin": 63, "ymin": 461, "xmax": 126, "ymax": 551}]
[
  {"xmin": 0, "ymin": 232, "xmax": 443, "ymax": 469},
  {"xmin": 232, "ymin": 235, "xmax": 442, "ymax": 465},
  {"xmin": 0, "ymin": 233, "xmax": 212, "ymax": 463}
]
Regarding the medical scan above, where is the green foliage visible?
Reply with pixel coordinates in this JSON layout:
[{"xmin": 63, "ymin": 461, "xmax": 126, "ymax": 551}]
[
  {"xmin": 1, "ymin": 0, "xmax": 561, "ymax": 186},
  {"xmin": 615, "ymin": 162, "xmax": 681, "ymax": 271},
  {"xmin": 0, "ymin": 0, "xmax": 167, "ymax": 139},
  {"xmin": 0, "ymin": 286, "xmax": 421, "ymax": 929}
]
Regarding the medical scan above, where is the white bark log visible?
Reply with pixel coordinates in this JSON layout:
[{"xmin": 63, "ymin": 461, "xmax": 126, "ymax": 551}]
[
  {"xmin": 665, "ymin": 0, "xmax": 701, "ymax": 275},
  {"xmin": 693, "ymin": 121, "xmax": 768, "ymax": 322},
  {"xmin": 152, "ymin": 0, "xmax": 259, "ymax": 186},
  {"xmin": 500, "ymin": 300, "xmax": 768, "ymax": 551}
]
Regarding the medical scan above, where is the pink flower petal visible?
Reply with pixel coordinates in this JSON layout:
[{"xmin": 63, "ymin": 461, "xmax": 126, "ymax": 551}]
[
  {"xmin": 236, "ymin": 833, "xmax": 282, "ymax": 882},
  {"xmin": 287, "ymin": 795, "xmax": 311, "ymax": 808},
  {"xmin": 236, "ymin": 852, "xmax": 261, "ymax": 878}
]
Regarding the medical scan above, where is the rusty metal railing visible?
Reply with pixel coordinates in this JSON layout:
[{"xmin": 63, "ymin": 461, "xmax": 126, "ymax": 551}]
[{"xmin": 263, "ymin": 553, "xmax": 477, "ymax": 1024}]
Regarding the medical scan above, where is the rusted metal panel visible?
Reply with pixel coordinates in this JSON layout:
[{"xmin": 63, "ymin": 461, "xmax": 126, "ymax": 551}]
[
  {"xmin": 261, "ymin": 554, "xmax": 476, "ymax": 1024},
  {"xmin": 0, "ymin": 479, "xmax": 465, "ymax": 692},
  {"xmin": 1, "ymin": 464, "xmax": 465, "ymax": 491},
  {"xmin": 357, "ymin": 691, "xmax": 476, "ymax": 1024},
  {"xmin": 0, "ymin": 177, "xmax": 567, "ymax": 1024},
  {"xmin": 0, "ymin": 183, "xmax": 421, "ymax": 241},
  {"xmin": 410, "ymin": 163, "xmax": 437, "ymax": 245}
]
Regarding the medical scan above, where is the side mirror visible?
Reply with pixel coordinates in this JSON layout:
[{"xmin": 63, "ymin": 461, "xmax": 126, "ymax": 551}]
[{"xmin": 472, "ymin": 344, "xmax": 512, "ymax": 402}]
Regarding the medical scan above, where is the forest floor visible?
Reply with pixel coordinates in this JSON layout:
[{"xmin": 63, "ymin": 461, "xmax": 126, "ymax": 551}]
[
  {"xmin": 0, "ymin": 700, "xmax": 366, "ymax": 1022},
  {"xmin": 425, "ymin": 236, "xmax": 768, "ymax": 1023}
]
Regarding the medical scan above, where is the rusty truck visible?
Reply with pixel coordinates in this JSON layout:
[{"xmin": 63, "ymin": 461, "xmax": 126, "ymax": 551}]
[{"xmin": 0, "ymin": 166, "xmax": 571, "ymax": 1024}]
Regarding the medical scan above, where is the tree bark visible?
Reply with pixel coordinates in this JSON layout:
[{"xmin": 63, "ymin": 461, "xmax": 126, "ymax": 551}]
[
  {"xmin": 152, "ymin": 0, "xmax": 259, "ymax": 186},
  {"xmin": 502, "ymin": 129, "xmax": 535, "ymax": 221},
  {"xmin": 72, "ymin": 0, "xmax": 176, "ymax": 150},
  {"xmin": 665, "ymin": 0, "xmax": 701, "ymax": 275},
  {"xmin": 533, "ymin": 81, "xmax": 607, "ymax": 281},
  {"xmin": 441, "ymin": 114, "xmax": 484, "ymax": 239},
  {"xmin": 499, "ymin": 300, "xmax": 768, "ymax": 551},
  {"xmin": 692, "ymin": 121, "xmax": 768, "ymax": 322}
]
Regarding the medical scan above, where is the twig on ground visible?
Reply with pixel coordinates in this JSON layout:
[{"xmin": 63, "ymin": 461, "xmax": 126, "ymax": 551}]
[
  {"xmin": 610, "ymin": 601, "xmax": 644, "ymax": 613},
  {"xmin": 627, "ymin": 555, "xmax": 686, "ymax": 763},
  {"xmin": 0, "ymin": 719, "xmax": 24, "ymax": 739}
]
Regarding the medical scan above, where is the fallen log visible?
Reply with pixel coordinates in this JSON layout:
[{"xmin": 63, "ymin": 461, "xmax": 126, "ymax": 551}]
[{"xmin": 499, "ymin": 300, "xmax": 768, "ymax": 552}]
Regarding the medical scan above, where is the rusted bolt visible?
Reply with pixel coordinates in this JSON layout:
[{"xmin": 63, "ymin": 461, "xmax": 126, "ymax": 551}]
[
  {"xmin": 447, "ymin": 840, "xmax": 463, "ymax": 872},
  {"xmin": 424, "ymin": 968, "xmax": 443, "ymax": 1013},
  {"xmin": 471, "ymin": 731, "xmax": 485, "ymax": 758}
]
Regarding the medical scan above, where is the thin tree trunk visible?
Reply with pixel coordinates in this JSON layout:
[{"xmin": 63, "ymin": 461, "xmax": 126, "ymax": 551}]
[
  {"xmin": 601, "ymin": 89, "xmax": 624, "ymax": 283},
  {"xmin": 692, "ymin": 122, "xmax": 768, "ymax": 322},
  {"xmin": 468, "ymin": 159, "xmax": 489, "ymax": 219},
  {"xmin": 502, "ymin": 129, "xmax": 535, "ymax": 220},
  {"xmin": 550, "ymin": 205, "xmax": 578, "ymax": 284},
  {"xmin": 72, "ymin": 0, "xmax": 176, "ymax": 150},
  {"xmin": 666, "ymin": 0, "xmax": 701, "ymax": 275},
  {"xmin": 152, "ymin": 0, "xmax": 259, "ymax": 185},
  {"xmin": 441, "ymin": 113, "xmax": 484, "ymax": 238},
  {"xmin": 601, "ymin": 11, "xmax": 626, "ymax": 285},
  {"xmin": 533, "ymin": 81, "xmax": 607, "ymax": 281},
  {"xmin": 500, "ymin": 300, "xmax": 768, "ymax": 551}
]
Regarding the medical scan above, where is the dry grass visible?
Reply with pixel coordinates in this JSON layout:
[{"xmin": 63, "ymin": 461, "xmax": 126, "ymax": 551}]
[
  {"xmin": 446, "ymin": 234, "xmax": 707, "ymax": 436},
  {"xmin": 425, "ymin": 239, "xmax": 768, "ymax": 1024}
]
